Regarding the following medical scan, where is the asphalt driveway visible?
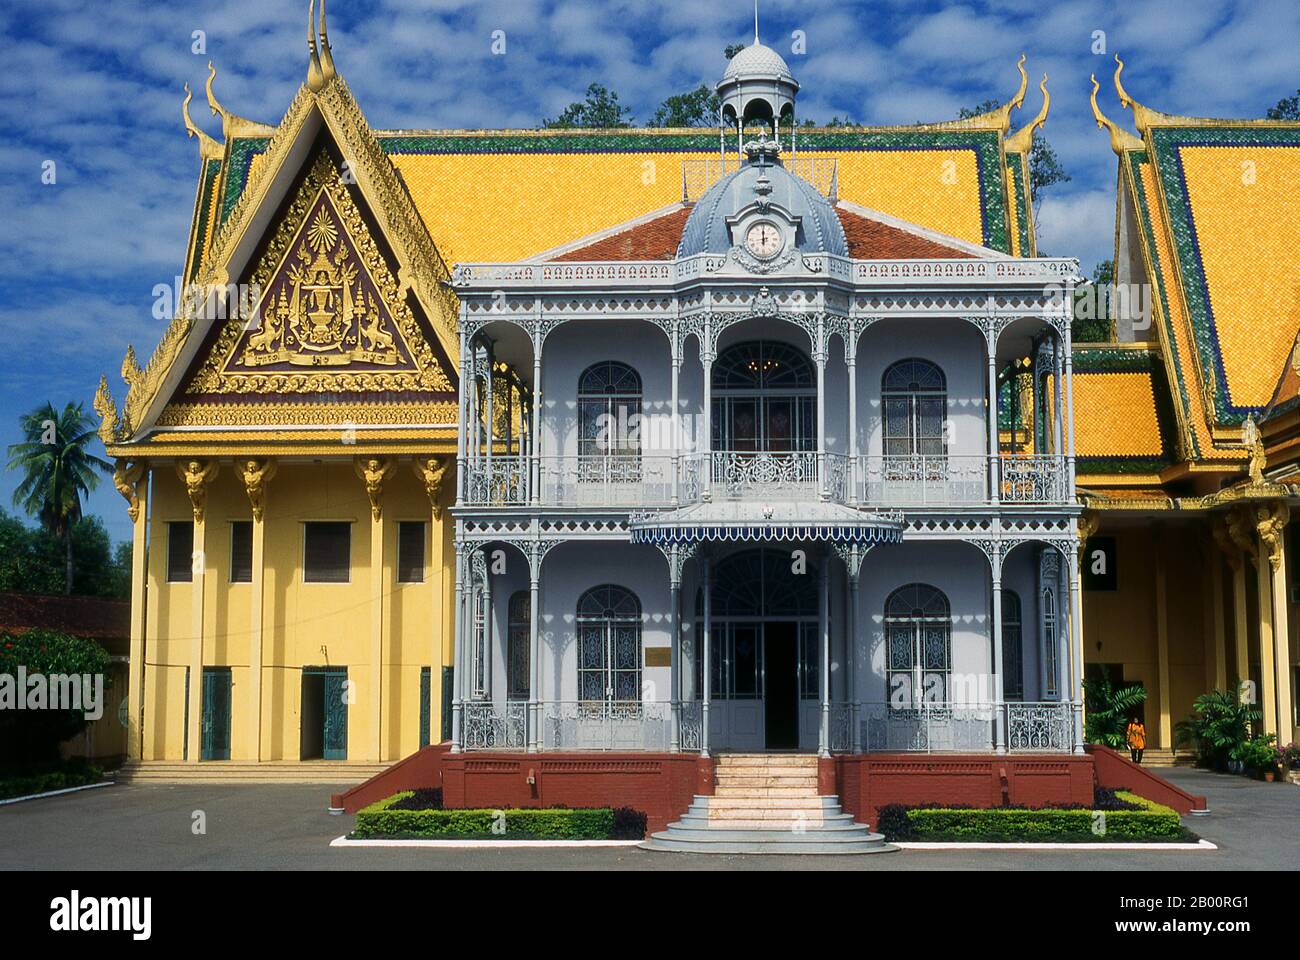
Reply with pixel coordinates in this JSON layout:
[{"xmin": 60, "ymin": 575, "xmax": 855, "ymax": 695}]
[{"xmin": 0, "ymin": 767, "xmax": 1293, "ymax": 870}]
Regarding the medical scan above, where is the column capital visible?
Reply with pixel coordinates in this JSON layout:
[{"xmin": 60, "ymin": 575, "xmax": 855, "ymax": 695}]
[
  {"xmin": 176, "ymin": 459, "xmax": 218, "ymax": 523},
  {"xmin": 1254, "ymin": 501, "xmax": 1291, "ymax": 571},
  {"xmin": 238, "ymin": 458, "xmax": 277, "ymax": 522},
  {"xmin": 355, "ymin": 457, "xmax": 397, "ymax": 521}
]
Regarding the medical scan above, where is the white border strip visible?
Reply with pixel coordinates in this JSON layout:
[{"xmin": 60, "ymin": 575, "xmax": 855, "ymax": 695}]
[
  {"xmin": 330, "ymin": 836, "xmax": 643, "ymax": 849},
  {"xmin": 0, "ymin": 781, "xmax": 113, "ymax": 807},
  {"xmin": 896, "ymin": 839, "xmax": 1217, "ymax": 851}
]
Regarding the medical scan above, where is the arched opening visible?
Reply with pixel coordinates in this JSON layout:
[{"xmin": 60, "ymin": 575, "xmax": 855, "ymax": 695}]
[
  {"xmin": 578, "ymin": 360, "xmax": 642, "ymax": 484},
  {"xmin": 576, "ymin": 584, "xmax": 642, "ymax": 703},
  {"xmin": 712, "ymin": 340, "xmax": 816, "ymax": 453},
  {"xmin": 882, "ymin": 358, "xmax": 947, "ymax": 460},
  {"xmin": 507, "ymin": 591, "xmax": 531, "ymax": 701},
  {"xmin": 884, "ymin": 583, "xmax": 952, "ymax": 708},
  {"xmin": 1002, "ymin": 589, "xmax": 1023, "ymax": 702}
]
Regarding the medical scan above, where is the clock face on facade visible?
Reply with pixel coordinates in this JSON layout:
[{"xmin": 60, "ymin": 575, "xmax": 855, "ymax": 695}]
[{"xmin": 745, "ymin": 222, "xmax": 784, "ymax": 259}]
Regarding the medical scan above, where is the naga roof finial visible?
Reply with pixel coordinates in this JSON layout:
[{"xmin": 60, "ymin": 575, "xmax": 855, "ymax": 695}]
[
  {"xmin": 182, "ymin": 82, "xmax": 221, "ymax": 157},
  {"xmin": 308, "ymin": 0, "xmax": 326, "ymax": 92},
  {"xmin": 1114, "ymin": 53, "xmax": 1159, "ymax": 133},
  {"xmin": 1090, "ymin": 74, "xmax": 1144, "ymax": 155},
  {"xmin": 205, "ymin": 61, "xmax": 226, "ymax": 121},
  {"xmin": 1005, "ymin": 74, "xmax": 1050, "ymax": 154},
  {"xmin": 319, "ymin": 0, "xmax": 336, "ymax": 82}
]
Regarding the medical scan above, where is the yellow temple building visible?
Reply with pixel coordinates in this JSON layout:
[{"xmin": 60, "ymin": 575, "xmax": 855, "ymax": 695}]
[{"xmin": 94, "ymin": 8, "xmax": 1299, "ymax": 782}]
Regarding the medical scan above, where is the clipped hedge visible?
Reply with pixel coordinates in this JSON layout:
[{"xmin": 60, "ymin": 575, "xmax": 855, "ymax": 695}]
[
  {"xmin": 880, "ymin": 791, "xmax": 1187, "ymax": 843},
  {"xmin": 0, "ymin": 764, "xmax": 105, "ymax": 801},
  {"xmin": 352, "ymin": 793, "xmax": 620, "ymax": 840}
]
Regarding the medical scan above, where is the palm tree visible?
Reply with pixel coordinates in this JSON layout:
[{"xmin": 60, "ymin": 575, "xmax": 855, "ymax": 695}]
[
  {"xmin": 1083, "ymin": 674, "xmax": 1148, "ymax": 749},
  {"xmin": 6, "ymin": 402, "xmax": 112, "ymax": 594}
]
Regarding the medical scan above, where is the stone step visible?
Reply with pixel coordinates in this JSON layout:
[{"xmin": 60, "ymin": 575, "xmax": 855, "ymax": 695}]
[
  {"xmin": 699, "ymin": 810, "xmax": 858, "ymax": 825},
  {"xmin": 641, "ymin": 827, "xmax": 896, "ymax": 856},
  {"xmin": 115, "ymin": 761, "xmax": 387, "ymax": 785},
  {"xmin": 714, "ymin": 785, "xmax": 820, "ymax": 798},
  {"xmin": 716, "ymin": 754, "xmax": 820, "ymax": 768},
  {"xmin": 693, "ymin": 796, "xmax": 836, "ymax": 810},
  {"xmin": 677, "ymin": 813, "xmax": 863, "ymax": 831},
  {"xmin": 717, "ymin": 764, "xmax": 816, "ymax": 780}
]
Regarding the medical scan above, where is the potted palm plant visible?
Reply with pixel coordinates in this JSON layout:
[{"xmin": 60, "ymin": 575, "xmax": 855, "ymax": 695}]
[
  {"xmin": 1174, "ymin": 688, "xmax": 1261, "ymax": 772},
  {"xmin": 1230, "ymin": 734, "xmax": 1280, "ymax": 781},
  {"xmin": 1083, "ymin": 675, "xmax": 1148, "ymax": 748}
]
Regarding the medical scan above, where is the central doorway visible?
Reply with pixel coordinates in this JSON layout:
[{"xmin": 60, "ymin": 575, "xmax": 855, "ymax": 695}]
[
  {"xmin": 763, "ymin": 623, "xmax": 799, "ymax": 749},
  {"xmin": 696, "ymin": 548, "xmax": 820, "ymax": 751}
]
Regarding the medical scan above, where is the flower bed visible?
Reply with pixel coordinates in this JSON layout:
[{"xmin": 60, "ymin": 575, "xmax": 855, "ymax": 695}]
[
  {"xmin": 351, "ymin": 793, "xmax": 647, "ymax": 841},
  {"xmin": 877, "ymin": 791, "xmax": 1192, "ymax": 844}
]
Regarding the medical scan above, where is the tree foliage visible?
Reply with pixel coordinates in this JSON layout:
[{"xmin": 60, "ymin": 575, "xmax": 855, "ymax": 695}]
[
  {"xmin": 6, "ymin": 402, "xmax": 111, "ymax": 594},
  {"xmin": 651, "ymin": 84, "xmax": 720, "ymax": 127},
  {"xmin": 0, "ymin": 509, "xmax": 129, "ymax": 600},
  {"xmin": 541, "ymin": 83, "xmax": 634, "ymax": 129},
  {"xmin": 0, "ymin": 629, "xmax": 112, "ymax": 766},
  {"xmin": 959, "ymin": 99, "xmax": 1071, "ymax": 204},
  {"xmin": 1266, "ymin": 89, "xmax": 1300, "ymax": 120}
]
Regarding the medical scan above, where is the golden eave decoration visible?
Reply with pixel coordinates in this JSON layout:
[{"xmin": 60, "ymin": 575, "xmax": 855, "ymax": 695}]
[
  {"xmin": 923, "ymin": 54, "xmax": 1028, "ymax": 135},
  {"xmin": 1090, "ymin": 74, "xmax": 1144, "ymax": 155}
]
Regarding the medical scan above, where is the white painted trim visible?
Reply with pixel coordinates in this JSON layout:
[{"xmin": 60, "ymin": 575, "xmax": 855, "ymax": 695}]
[
  {"xmin": 894, "ymin": 839, "xmax": 1217, "ymax": 851},
  {"xmin": 528, "ymin": 203, "xmax": 690, "ymax": 263},
  {"xmin": 0, "ymin": 781, "xmax": 113, "ymax": 806},
  {"xmin": 330, "ymin": 836, "xmax": 643, "ymax": 848},
  {"xmin": 834, "ymin": 199, "xmax": 1012, "ymax": 260}
]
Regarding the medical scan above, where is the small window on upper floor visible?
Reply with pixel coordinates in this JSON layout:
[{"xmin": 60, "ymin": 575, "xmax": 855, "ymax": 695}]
[
  {"xmin": 167, "ymin": 521, "xmax": 194, "ymax": 583},
  {"xmin": 397, "ymin": 521, "xmax": 426, "ymax": 583},
  {"xmin": 882, "ymin": 358, "xmax": 947, "ymax": 458},
  {"xmin": 229, "ymin": 521, "xmax": 253, "ymax": 583},
  {"xmin": 303, "ymin": 522, "xmax": 351, "ymax": 583}
]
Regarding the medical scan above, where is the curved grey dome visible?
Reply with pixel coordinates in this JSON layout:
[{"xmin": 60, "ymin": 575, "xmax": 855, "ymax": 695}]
[
  {"xmin": 677, "ymin": 153, "xmax": 847, "ymax": 259},
  {"xmin": 721, "ymin": 42, "xmax": 796, "ymax": 85}
]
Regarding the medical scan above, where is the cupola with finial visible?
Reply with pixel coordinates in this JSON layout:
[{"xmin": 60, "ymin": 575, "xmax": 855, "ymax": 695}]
[{"xmin": 716, "ymin": 2, "xmax": 799, "ymax": 154}]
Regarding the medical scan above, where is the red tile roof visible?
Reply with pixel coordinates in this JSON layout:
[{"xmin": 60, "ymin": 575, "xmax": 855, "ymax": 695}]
[
  {"xmin": 551, "ymin": 207, "xmax": 693, "ymax": 262},
  {"xmin": 0, "ymin": 592, "xmax": 130, "ymax": 640},
  {"xmin": 835, "ymin": 208, "xmax": 977, "ymax": 260},
  {"xmin": 548, "ymin": 202, "xmax": 979, "ymax": 262}
]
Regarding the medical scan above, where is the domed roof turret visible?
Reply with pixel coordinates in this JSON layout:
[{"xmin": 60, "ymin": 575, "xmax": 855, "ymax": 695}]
[
  {"xmin": 678, "ymin": 140, "xmax": 846, "ymax": 260},
  {"xmin": 721, "ymin": 42, "xmax": 796, "ymax": 86}
]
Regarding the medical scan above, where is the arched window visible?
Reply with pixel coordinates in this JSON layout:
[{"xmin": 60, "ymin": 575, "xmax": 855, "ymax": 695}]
[
  {"xmin": 882, "ymin": 359, "xmax": 947, "ymax": 458},
  {"xmin": 1042, "ymin": 586, "xmax": 1058, "ymax": 699},
  {"xmin": 507, "ymin": 591, "xmax": 531, "ymax": 701},
  {"xmin": 884, "ymin": 584, "xmax": 951, "ymax": 708},
  {"xmin": 712, "ymin": 340, "xmax": 816, "ymax": 452},
  {"xmin": 578, "ymin": 361, "xmax": 642, "ymax": 459},
  {"xmin": 1002, "ymin": 590, "xmax": 1023, "ymax": 702},
  {"xmin": 576, "ymin": 585, "xmax": 642, "ymax": 703}
]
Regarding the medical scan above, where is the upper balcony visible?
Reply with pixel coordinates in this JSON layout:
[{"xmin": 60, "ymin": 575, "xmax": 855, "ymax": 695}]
[{"xmin": 460, "ymin": 452, "xmax": 1070, "ymax": 511}]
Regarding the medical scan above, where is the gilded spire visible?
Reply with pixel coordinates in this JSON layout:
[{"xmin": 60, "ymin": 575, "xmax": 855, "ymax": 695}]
[
  {"xmin": 307, "ymin": 0, "xmax": 326, "ymax": 92},
  {"xmin": 203, "ymin": 60, "xmax": 274, "ymax": 139},
  {"xmin": 181, "ymin": 82, "xmax": 221, "ymax": 158},
  {"xmin": 1005, "ymin": 74, "xmax": 1049, "ymax": 154},
  {"xmin": 319, "ymin": 0, "xmax": 336, "ymax": 81},
  {"xmin": 1090, "ymin": 74, "xmax": 1143, "ymax": 154},
  {"xmin": 1112, "ymin": 53, "xmax": 1207, "ymax": 132}
]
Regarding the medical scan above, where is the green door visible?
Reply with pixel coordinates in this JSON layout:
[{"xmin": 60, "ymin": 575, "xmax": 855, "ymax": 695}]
[
  {"xmin": 201, "ymin": 668, "xmax": 232, "ymax": 761},
  {"xmin": 322, "ymin": 669, "xmax": 348, "ymax": 760}
]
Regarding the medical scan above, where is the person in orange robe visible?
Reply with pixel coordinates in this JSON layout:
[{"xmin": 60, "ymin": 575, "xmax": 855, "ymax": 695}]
[{"xmin": 1126, "ymin": 718, "xmax": 1146, "ymax": 764}]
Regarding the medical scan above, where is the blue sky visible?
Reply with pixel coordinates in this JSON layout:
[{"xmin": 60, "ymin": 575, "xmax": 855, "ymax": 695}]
[{"xmin": 2, "ymin": 0, "xmax": 1297, "ymax": 544}]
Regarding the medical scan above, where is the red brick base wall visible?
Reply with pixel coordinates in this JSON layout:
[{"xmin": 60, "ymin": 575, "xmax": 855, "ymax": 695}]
[
  {"xmin": 830, "ymin": 753, "xmax": 1097, "ymax": 826},
  {"xmin": 333, "ymin": 747, "xmax": 714, "ymax": 833}
]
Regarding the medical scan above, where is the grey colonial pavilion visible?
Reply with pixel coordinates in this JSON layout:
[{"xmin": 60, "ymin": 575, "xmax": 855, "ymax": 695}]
[{"xmin": 447, "ymin": 43, "xmax": 1086, "ymax": 760}]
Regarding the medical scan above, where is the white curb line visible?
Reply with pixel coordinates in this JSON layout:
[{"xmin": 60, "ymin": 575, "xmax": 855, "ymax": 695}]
[
  {"xmin": 331, "ymin": 836, "xmax": 644, "ymax": 848},
  {"xmin": 0, "ymin": 780, "xmax": 113, "ymax": 807},
  {"xmin": 895, "ymin": 839, "xmax": 1217, "ymax": 851}
]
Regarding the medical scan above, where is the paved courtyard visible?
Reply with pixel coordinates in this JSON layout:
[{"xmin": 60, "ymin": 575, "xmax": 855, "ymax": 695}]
[{"xmin": 0, "ymin": 767, "xmax": 1294, "ymax": 870}]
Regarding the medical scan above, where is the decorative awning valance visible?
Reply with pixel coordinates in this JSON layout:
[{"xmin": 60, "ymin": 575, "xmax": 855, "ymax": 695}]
[{"xmin": 628, "ymin": 501, "xmax": 904, "ymax": 547}]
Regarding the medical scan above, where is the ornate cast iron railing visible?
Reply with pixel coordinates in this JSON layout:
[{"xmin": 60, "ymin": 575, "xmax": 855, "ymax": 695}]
[
  {"xmin": 462, "ymin": 700, "xmax": 527, "ymax": 750},
  {"xmin": 999, "ymin": 456, "xmax": 1069, "ymax": 504},
  {"xmin": 461, "ymin": 453, "xmax": 1069, "ymax": 509},
  {"xmin": 541, "ymin": 700, "xmax": 673, "ymax": 752},
  {"xmin": 1005, "ymin": 701, "xmax": 1073, "ymax": 752}
]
